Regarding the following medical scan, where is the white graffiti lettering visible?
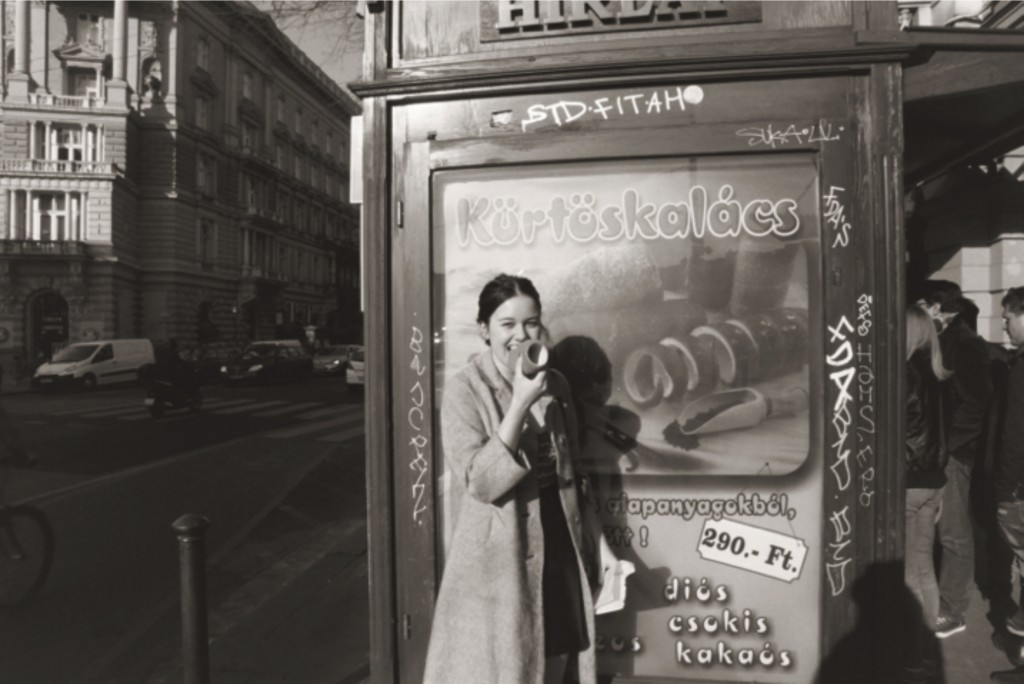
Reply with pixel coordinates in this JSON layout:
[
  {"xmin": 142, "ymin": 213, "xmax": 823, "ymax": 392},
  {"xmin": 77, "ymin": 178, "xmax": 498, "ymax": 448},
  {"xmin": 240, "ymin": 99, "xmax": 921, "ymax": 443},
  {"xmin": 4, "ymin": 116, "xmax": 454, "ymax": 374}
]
[
  {"xmin": 823, "ymin": 185, "xmax": 851, "ymax": 248},
  {"xmin": 736, "ymin": 121, "xmax": 843, "ymax": 149},
  {"xmin": 827, "ymin": 506, "xmax": 854, "ymax": 597},
  {"xmin": 521, "ymin": 86, "xmax": 703, "ymax": 131},
  {"xmin": 408, "ymin": 325, "xmax": 429, "ymax": 523}
]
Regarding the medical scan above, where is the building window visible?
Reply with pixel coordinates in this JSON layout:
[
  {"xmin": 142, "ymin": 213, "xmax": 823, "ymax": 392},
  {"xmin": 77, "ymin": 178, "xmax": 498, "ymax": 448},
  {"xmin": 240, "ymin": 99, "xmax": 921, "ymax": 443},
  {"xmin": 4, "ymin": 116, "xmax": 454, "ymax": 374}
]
[
  {"xmin": 195, "ymin": 96, "xmax": 209, "ymax": 130},
  {"xmin": 242, "ymin": 71, "xmax": 253, "ymax": 100},
  {"xmin": 77, "ymin": 13, "xmax": 103, "ymax": 49},
  {"xmin": 197, "ymin": 153, "xmax": 216, "ymax": 196},
  {"xmin": 29, "ymin": 192, "xmax": 85, "ymax": 241},
  {"xmin": 241, "ymin": 122, "xmax": 257, "ymax": 151},
  {"xmin": 275, "ymin": 144, "xmax": 284, "ymax": 169},
  {"xmin": 44, "ymin": 126, "xmax": 87, "ymax": 162},
  {"xmin": 311, "ymin": 121, "xmax": 319, "ymax": 147},
  {"xmin": 276, "ymin": 95, "xmax": 286, "ymax": 123},
  {"xmin": 294, "ymin": 108, "xmax": 303, "ymax": 136},
  {"xmin": 294, "ymin": 153, "xmax": 302, "ymax": 181},
  {"xmin": 197, "ymin": 219, "xmax": 217, "ymax": 264},
  {"xmin": 326, "ymin": 131, "xmax": 334, "ymax": 159},
  {"xmin": 196, "ymin": 37, "xmax": 210, "ymax": 70},
  {"xmin": 245, "ymin": 175, "xmax": 259, "ymax": 210},
  {"xmin": 68, "ymin": 68, "xmax": 99, "ymax": 98},
  {"xmin": 278, "ymin": 191, "xmax": 291, "ymax": 223}
]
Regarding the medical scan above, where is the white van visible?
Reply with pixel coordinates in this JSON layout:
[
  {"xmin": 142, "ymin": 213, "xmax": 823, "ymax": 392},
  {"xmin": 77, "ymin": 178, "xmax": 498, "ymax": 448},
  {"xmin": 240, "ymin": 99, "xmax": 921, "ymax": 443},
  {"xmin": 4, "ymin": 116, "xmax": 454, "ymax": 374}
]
[{"xmin": 33, "ymin": 339, "xmax": 155, "ymax": 389}]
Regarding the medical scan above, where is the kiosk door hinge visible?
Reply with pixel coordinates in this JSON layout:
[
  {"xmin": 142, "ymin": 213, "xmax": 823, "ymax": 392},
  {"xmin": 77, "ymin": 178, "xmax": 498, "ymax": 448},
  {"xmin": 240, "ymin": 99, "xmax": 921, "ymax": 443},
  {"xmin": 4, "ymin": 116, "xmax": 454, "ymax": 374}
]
[
  {"xmin": 396, "ymin": 200, "xmax": 404, "ymax": 229},
  {"xmin": 402, "ymin": 613, "xmax": 412, "ymax": 639}
]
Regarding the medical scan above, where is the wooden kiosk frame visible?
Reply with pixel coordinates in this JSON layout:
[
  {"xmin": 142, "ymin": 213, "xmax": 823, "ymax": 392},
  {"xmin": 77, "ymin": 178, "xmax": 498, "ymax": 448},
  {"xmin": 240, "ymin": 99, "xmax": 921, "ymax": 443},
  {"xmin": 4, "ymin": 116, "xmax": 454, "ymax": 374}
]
[{"xmin": 353, "ymin": 2, "xmax": 917, "ymax": 682}]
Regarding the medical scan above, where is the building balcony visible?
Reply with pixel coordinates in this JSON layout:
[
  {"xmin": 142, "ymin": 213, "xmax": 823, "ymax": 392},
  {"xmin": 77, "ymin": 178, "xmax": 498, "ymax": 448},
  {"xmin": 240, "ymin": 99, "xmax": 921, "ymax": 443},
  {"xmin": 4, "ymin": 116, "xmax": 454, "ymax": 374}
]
[
  {"xmin": 0, "ymin": 239, "xmax": 87, "ymax": 258},
  {"xmin": 244, "ymin": 206, "xmax": 284, "ymax": 229},
  {"xmin": 241, "ymin": 265, "xmax": 287, "ymax": 282},
  {"xmin": 26, "ymin": 93, "xmax": 104, "ymax": 110},
  {"xmin": 0, "ymin": 159, "xmax": 118, "ymax": 176}
]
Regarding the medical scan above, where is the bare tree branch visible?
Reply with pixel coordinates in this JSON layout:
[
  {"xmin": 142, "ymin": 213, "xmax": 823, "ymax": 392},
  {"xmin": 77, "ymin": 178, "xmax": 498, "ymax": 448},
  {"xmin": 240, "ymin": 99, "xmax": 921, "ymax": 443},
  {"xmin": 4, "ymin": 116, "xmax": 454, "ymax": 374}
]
[{"xmin": 261, "ymin": 0, "xmax": 363, "ymax": 55}]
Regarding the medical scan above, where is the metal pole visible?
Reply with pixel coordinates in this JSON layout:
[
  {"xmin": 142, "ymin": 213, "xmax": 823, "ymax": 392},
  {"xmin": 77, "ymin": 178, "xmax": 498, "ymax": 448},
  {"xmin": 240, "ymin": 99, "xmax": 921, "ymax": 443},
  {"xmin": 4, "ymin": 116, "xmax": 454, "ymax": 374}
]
[{"xmin": 172, "ymin": 514, "xmax": 211, "ymax": 684}]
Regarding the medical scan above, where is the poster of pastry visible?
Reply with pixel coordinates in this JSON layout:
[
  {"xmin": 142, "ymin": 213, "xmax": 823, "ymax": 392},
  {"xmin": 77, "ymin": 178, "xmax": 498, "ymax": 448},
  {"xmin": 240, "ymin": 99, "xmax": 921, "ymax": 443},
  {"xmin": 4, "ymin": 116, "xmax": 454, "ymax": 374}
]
[
  {"xmin": 432, "ymin": 154, "xmax": 819, "ymax": 478},
  {"xmin": 431, "ymin": 153, "xmax": 824, "ymax": 682}
]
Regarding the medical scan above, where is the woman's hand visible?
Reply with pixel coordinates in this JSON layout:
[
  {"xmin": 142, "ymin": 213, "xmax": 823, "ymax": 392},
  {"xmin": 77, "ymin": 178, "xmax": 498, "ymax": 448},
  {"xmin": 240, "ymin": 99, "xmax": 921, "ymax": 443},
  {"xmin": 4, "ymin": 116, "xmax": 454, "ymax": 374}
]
[
  {"xmin": 497, "ymin": 355, "xmax": 547, "ymax": 456},
  {"xmin": 510, "ymin": 354, "xmax": 547, "ymax": 413}
]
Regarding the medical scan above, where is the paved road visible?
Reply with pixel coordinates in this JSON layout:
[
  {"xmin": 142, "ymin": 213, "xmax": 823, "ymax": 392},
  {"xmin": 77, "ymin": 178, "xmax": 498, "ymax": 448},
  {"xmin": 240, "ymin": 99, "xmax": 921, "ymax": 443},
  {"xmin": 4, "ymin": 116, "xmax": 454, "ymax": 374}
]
[{"xmin": 0, "ymin": 377, "xmax": 367, "ymax": 684}]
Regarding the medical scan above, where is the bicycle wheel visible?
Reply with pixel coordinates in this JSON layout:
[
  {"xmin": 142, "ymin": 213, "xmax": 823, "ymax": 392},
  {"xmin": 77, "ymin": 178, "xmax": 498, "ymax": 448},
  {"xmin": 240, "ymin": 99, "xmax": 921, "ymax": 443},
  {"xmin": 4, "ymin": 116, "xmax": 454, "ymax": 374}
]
[{"xmin": 0, "ymin": 505, "xmax": 55, "ymax": 609}]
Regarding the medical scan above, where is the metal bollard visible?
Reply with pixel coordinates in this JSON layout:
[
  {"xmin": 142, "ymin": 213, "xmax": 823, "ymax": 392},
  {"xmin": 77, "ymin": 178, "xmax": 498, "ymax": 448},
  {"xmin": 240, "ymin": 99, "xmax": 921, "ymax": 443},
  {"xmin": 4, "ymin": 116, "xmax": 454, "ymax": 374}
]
[{"xmin": 173, "ymin": 514, "xmax": 211, "ymax": 684}]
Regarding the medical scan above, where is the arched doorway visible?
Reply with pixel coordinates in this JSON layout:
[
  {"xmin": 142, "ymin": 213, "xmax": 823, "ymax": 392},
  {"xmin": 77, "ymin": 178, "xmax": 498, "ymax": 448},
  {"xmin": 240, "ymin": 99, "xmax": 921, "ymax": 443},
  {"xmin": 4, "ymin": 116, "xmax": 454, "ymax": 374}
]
[{"xmin": 26, "ymin": 291, "xmax": 69, "ymax": 362}]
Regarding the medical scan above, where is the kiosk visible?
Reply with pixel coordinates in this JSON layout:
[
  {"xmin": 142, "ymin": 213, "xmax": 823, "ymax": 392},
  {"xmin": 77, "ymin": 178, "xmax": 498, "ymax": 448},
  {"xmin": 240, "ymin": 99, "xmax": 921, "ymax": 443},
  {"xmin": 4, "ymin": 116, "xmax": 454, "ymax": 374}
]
[{"xmin": 351, "ymin": 2, "xmax": 1024, "ymax": 682}]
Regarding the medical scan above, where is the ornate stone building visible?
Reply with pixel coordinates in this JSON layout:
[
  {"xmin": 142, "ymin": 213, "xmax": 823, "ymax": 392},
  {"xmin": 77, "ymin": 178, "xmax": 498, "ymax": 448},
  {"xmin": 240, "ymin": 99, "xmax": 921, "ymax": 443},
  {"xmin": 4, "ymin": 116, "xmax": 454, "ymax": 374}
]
[{"xmin": 0, "ymin": 0, "xmax": 361, "ymax": 370}]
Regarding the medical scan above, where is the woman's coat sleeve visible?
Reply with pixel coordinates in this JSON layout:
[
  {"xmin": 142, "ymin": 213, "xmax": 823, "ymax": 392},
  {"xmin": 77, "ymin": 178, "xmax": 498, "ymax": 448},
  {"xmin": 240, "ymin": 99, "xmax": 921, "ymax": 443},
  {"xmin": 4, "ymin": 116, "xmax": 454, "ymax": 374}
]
[{"xmin": 442, "ymin": 373, "xmax": 530, "ymax": 504}]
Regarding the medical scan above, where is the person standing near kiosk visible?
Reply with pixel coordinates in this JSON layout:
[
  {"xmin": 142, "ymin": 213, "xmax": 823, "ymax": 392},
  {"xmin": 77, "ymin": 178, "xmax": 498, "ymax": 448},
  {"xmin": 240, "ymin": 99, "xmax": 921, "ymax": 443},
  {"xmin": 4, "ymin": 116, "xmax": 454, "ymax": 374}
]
[
  {"xmin": 917, "ymin": 280, "xmax": 994, "ymax": 639},
  {"xmin": 423, "ymin": 274, "xmax": 608, "ymax": 684},
  {"xmin": 991, "ymin": 287, "xmax": 1024, "ymax": 683}
]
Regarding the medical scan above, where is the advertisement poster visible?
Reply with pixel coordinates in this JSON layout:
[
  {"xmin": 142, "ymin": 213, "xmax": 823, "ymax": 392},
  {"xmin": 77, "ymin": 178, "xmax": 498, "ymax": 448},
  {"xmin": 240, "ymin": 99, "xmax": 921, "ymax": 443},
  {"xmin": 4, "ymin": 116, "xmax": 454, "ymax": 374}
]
[{"xmin": 432, "ymin": 155, "xmax": 824, "ymax": 681}]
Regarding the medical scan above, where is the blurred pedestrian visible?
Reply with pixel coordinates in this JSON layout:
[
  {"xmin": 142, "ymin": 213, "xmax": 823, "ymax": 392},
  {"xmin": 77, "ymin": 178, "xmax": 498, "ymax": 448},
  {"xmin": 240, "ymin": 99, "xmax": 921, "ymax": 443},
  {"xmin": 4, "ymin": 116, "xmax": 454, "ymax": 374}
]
[{"xmin": 917, "ymin": 281, "xmax": 994, "ymax": 638}]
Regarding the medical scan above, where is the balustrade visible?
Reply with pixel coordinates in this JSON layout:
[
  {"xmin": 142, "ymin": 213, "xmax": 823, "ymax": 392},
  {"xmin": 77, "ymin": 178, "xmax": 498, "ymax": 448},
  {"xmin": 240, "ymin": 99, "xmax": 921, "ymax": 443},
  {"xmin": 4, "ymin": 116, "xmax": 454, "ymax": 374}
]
[
  {"xmin": 0, "ymin": 159, "xmax": 115, "ymax": 174},
  {"xmin": 27, "ymin": 93, "xmax": 102, "ymax": 109},
  {"xmin": 0, "ymin": 240, "xmax": 86, "ymax": 257}
]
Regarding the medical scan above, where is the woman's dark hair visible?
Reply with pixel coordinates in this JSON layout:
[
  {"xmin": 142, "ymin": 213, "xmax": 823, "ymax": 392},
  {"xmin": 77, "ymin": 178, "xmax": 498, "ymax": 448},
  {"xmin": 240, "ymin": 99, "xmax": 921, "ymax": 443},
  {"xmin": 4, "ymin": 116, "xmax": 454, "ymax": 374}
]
[{"xmin": 477, "ymin": 274, "xmax": 542, "ymax": 325}]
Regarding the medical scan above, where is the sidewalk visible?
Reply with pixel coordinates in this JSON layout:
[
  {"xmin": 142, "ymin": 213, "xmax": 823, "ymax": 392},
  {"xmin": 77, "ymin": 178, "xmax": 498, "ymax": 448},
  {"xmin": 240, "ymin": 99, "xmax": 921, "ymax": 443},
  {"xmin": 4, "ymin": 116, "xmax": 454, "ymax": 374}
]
[
  {"xmin": 940, "ymin": 580, "xmax": 1022, "ymax": 682},
  {"xmin": 85, "ymin": 439, "xmax": 372, "ymax": 684}
]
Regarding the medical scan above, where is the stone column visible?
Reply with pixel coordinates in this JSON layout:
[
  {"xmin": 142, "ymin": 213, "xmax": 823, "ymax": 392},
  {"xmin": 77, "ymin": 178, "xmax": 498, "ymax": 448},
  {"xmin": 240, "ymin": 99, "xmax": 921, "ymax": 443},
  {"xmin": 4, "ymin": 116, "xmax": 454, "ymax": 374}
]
[
  {"xmin": 6, "ymin": 191, "xmax": 13, "ymax": 240},
  {"xmin": 8, "ymin": 0, "xmax": 31, "ymax": 100},
  {"xmin": 69, "ymin": 193, "xmax": 78, "ymax": 240},
  {"xmin": 113, "ymin": 0, "xmax": 128, "ymax": 79},
  {"xmin": 13, "ymin": 0, "xmax": 29, "ymax": 73},
  {"xmin": 28, "ymin": 191, "xmax": 37, "ymax": 241},
  {"xmin": 106, "ymin": 0, "xmax": 131, "ymax": 109},
  {"xmin": 62, "ymin": 192, "xmax": 70, "ymax": 241}
]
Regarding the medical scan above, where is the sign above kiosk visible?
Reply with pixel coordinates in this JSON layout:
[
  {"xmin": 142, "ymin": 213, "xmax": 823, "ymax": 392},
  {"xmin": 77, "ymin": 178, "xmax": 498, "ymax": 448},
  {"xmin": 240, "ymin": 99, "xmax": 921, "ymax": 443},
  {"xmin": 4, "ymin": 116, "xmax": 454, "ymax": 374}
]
[{"xmin": 481, "ymin": 0, "xmax": 763, "ymax": 42}]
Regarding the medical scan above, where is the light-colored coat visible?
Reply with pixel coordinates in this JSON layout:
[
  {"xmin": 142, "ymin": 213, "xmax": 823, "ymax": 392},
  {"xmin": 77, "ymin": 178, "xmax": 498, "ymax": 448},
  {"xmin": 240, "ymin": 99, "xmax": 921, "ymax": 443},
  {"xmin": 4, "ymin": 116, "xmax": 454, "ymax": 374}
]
[{"xmin": 423, "ymin": 351, "xmax": 602, "ymax": 684}]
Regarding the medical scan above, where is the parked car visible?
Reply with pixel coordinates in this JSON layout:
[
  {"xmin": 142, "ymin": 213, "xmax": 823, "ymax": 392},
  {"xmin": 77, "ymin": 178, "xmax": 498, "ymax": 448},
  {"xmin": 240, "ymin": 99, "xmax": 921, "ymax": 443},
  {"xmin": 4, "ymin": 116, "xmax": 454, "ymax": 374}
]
[
  {"xmin": 33, "ymin": 339, "xmax": 155, "ymax": 390},
  {"xmin": 313, "ymin": 344, "xmax": 359, "ymax": 377},
  {"xmin": 345, "ymin": 346, "xmax": 365, "ymax": 388},
  {"xmin": 222, "ymin": 340, "xmax": 313, "ymax": 385}
]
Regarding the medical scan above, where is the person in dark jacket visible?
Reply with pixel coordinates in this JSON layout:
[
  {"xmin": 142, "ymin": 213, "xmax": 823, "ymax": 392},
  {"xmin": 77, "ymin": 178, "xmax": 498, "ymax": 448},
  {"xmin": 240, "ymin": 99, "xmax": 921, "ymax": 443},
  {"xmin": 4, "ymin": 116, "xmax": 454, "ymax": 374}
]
[
  {"xmin": 990, "ymin": 287, "xmax": 1024, "ymax": 684},
  {"xmin": 917, "ymin": 281, "xmax": 994, "ymax": 638},
  {"xmin": 903, "ymin": 306, "xmax": 952, "ymax": 683}
]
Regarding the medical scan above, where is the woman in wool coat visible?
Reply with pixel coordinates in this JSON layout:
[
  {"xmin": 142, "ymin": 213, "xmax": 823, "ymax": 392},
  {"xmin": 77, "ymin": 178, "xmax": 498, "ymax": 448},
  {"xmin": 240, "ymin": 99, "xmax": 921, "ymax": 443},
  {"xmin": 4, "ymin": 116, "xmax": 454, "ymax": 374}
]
[{"xmin": 423, "ymin": 273, "xmax": 608, "ymax": 684}]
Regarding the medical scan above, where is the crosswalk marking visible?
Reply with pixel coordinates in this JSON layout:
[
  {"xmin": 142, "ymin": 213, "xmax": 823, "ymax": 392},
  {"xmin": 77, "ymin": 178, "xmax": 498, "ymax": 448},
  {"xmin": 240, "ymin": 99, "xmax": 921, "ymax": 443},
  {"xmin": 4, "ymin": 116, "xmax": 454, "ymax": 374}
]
[
  {"xmin": 294, "ymin": 404, "xmax": 363, "ymax": 420},
  {"xmin": 265, "ymin": 411, "xmax": 363, "ymax": 439},
  {"xmin": 24, "ymin": 395, "xmax": 364, "ymax": 436},
  {"xmin": 252, "ymin": 401, "xmax": 323, "ymax": 417},
  {"xmin": 76, "ymin": 403, "xmax": 153, "ymax": 419},
  {"xmin": 318, "ymin": 425, "xmax": 365, "ymax": 443},
  {"xmin": 116, "ymin": 398, "xmax": 253, "ymax": 421},
  {"xmin": 213, "ymin": 400, "xmax": 289, "ymax": 415}
]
